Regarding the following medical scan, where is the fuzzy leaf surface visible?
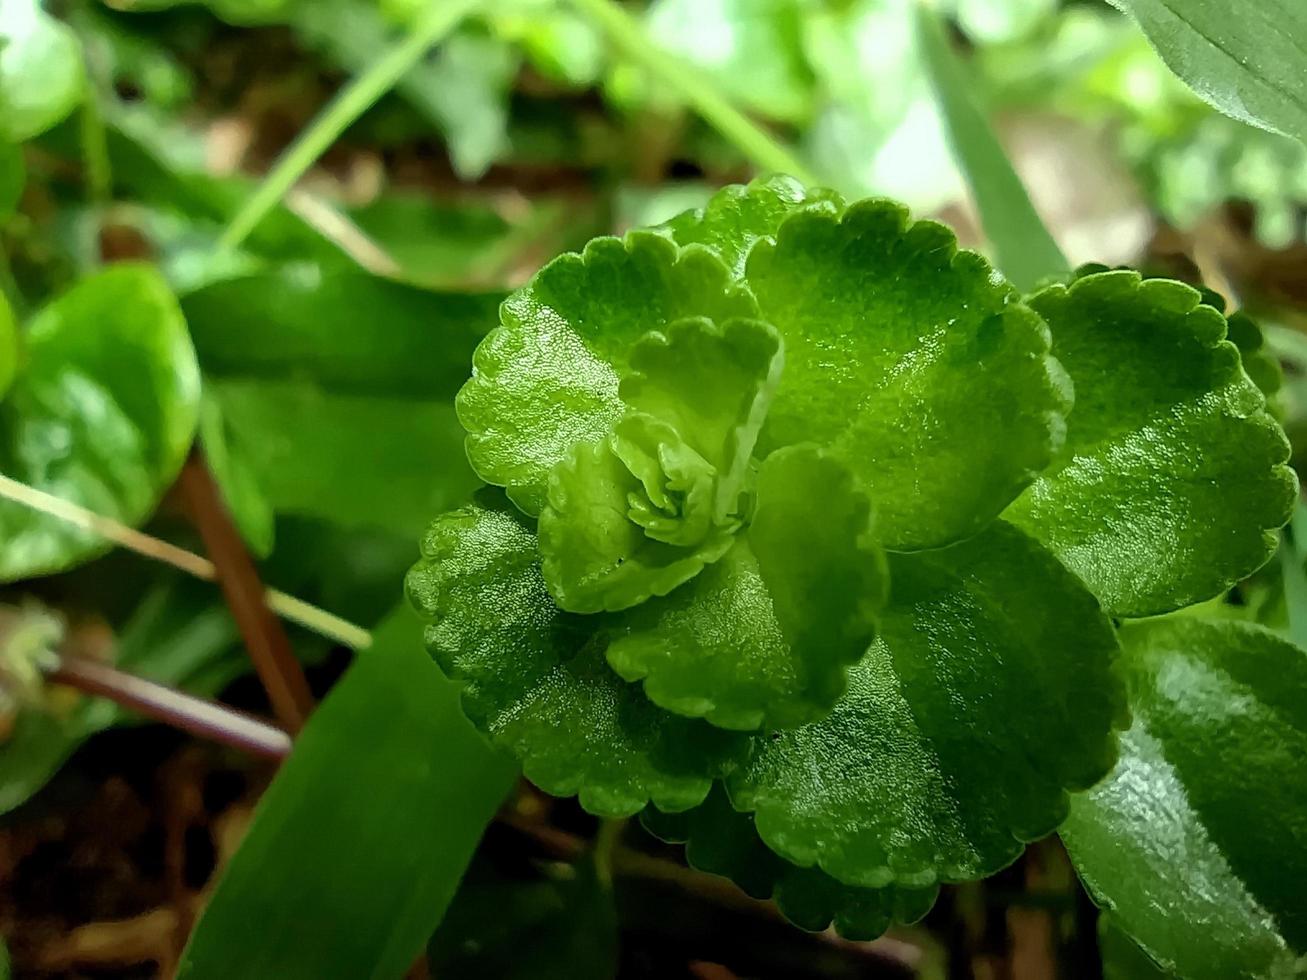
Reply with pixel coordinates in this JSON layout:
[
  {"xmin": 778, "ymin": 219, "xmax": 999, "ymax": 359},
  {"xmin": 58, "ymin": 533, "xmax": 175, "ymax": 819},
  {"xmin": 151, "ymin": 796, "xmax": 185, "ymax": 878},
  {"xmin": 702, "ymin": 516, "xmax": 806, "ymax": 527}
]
[
  {"xmin": 1006, "ymin": 271, "xmax": 1296, "ymax": 616},
  {"xmin": 607, "ymin": 446, "xmax": 886, "ymax": 731},
  {"xmin": 1062, "ymin": 618, "xmax": 1307, "ymax": 980},
  {"xmin": 728, "ymin": 521, "xmax": 1125, "ymax": 888},
  {"xmin": 0, "ymin": 264, "xmax": 200, "ymax": 581},
  {"xmin": 642, "ymin": 785, "xmax": 937, "ymax": 940},
  {"xmin": 457, "ymin": 232, "xmax": 757, "ymax": 516},
  {"xmin": 745, "ymin": 200, "xmax": 1070, "ymax": 550},
  {"xmin": 407, "ymin": 493, "xmax": 747, "ymax": 817}
]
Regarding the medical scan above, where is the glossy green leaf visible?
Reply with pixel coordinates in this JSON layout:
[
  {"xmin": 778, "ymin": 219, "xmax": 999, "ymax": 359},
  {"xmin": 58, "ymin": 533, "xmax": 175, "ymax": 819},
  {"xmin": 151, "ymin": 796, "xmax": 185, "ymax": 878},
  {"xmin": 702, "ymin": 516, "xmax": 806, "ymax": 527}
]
[
  {"xmin": 745, "ymin": 199, "xmax": 1071, "ymax": 550},
  {"xmin": 539, "ymin": 424, "xmax": 736, "ymax": 614},
  {"xmin": 657, "ymin": 175, "xmax": 839, "ymax": 279},
  {"xmin": 1061, "ymin": 618, "xmax": 1307, "ymax": 980},
  {"xmin": 642, "ymin": 785, "xmax": 938, "ymax": 940},
  {"xmin": 1006, "ymin": 271, "xmax": 1296, "ymax": 617},
  {"xmin": 608, "ymin": 446, "xmax": 887, "ymax": 731},
  {"xmin": 0, "ymin": 580, "xmax": 239, "ymax": 816},
  {"xmin": 0, "ymin": 264, "xmax": 201, "ymax": 581},
  {"xmin": 407, "ymin": 493, "xmax": 747, "ymax": 817},
  {"xmin": 428, "ymin": 855, "xmax": 617, "ymax": 980},
  {"xmin": 457, "ymin": 232, "xmax": 757, "ymax": 517},
  {"xmin": 197, "ymin": 394, "xmax": 275, "ymax": 558},
  {"xmin": 729, "ymin": 520, "xmax": 1125, "ymax": 888},
  {"xmin": 0, "ymin": 0, "xmax": 84, "ymax": 141},
  {"xmin": 210, "ymin": 379, "xmax": 479, "ymax": 540},
  {"xmin": 1110, "ymin": 0, "xmax": 1307, "ymax": 146},
  {"xmin": 178, "ymin": 608, "xmax": 517, "ymax": 980},
  {"xmin": 916, "ymin": 4, "xmax": 1069, "ymax": 292},
  {"xmin": 182, "ymin": 271, "xmax": 501, "ymax": 401},
  {"xmin": 1099, "ymin": 915, "xmax": 1171, "ymax": 980}
]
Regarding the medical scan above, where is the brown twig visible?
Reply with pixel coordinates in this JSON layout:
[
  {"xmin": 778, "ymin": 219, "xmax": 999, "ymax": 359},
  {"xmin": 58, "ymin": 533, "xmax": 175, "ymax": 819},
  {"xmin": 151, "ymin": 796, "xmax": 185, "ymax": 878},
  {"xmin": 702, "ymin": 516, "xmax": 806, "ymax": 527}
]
[
  {"xmin": 48, "ymin": 655, "xmax": 291, "ymax": 759},
  {"xmin": 178, "ymin": 454, "xmax": 315, "ymax": 733}
]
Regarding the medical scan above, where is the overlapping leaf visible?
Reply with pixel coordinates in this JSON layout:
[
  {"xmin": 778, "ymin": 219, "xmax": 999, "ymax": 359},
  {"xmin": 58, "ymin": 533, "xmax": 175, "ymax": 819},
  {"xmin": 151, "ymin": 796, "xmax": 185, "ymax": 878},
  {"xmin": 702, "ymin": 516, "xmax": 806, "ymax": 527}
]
[
  {"xmin": 1062, "ymin": 618, "xmax": 1307, "ymax": 980},
  {"xmin": 643, "ymin": 785, "xmax": 937, "ymax": 940},
  {"xmin": 728, "ymin": 521, "xmax": 1125, "ymax": 888},
  {"xmin": 0, "ymin": 264, "xmax": 200, "ymax": 581},
  {"xmin": 1005, "ymin": 271, "xmax": 1296, "ymax": 616},
  {"xmin": 457, "ymin": 232, "xmax": 757, "ymax": 517},
  {"xmin": 406, "ymin": 492, "xmax": 747, "ymax": 816}
]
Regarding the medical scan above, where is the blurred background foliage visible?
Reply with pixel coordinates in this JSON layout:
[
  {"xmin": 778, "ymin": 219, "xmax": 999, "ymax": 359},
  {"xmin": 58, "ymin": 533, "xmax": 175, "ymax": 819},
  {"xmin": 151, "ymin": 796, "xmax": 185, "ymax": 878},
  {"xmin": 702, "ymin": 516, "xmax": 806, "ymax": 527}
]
[{"xmin": 0, "ymin": 0, "xmax": 1305, "ymax": 976}]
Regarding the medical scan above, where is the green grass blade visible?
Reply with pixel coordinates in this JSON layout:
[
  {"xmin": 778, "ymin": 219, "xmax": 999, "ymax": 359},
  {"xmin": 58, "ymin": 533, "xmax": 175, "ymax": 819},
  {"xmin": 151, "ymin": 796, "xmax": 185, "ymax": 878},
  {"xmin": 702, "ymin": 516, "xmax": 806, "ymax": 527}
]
[
  {"xmin": 915, "ymin": 4, "xmax": 1068, "ymax": 292},
  {"xmin": 177, "ymin": 606, "xmax": 517, "ymax": 980}
]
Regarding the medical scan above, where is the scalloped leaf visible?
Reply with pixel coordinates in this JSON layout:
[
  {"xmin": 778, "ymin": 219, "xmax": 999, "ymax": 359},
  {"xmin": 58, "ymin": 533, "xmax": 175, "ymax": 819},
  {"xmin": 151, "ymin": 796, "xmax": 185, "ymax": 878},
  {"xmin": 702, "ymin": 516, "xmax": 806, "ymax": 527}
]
[
  {"xmin": 538, "ymin": 425, "xmax": 736, "ymax": 614},
  {"xmin": 457, "ymin": 232, "xmax": 758, "ymax": 516},
  {"xmin": 620, "ymin": 316, "xmax": 783, "ymax": 521},
  {"xmin": 406, "ymin": 492, "xmax": 747, "ymax": 817},
  {"xmin": 642, "ymin": 785, "xmax": 937, "ymax": 940},
  {"xmin": 1005, "ymin": 271, "xmax": 1296, "ymax": 617},
  {"xmin": 0, "ymin": 264, "xmax": 200, "ymax": 581},
  {"xmin": 727, "ymin": 520, "xmax": 1126, "ymax": 888},
  {"xmin": 745, "ymin": 200, "xmax": 1071, "ymax": 551},
  {"xmin": 658, "ymin": 174, "xmax": 842, "ymax": 278},
  {"xmin": 607, "ymin": 446, "xmax": 886, "ymax": 731},
  {"xmin": 1062, "ymin": 618, "xmax": 1307, "ymax": 980}
]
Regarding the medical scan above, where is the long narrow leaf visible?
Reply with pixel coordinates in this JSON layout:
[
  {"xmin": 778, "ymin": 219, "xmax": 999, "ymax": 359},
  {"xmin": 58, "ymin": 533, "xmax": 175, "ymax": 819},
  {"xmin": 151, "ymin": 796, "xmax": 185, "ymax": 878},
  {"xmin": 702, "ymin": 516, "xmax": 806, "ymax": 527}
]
[
  {"xmin": 915, "ymin": 4, "xmax": 1068, "ymax": 292},
  {"xmin": 178, "ymin": 607, "xmax": 517, "ymax": 979}
]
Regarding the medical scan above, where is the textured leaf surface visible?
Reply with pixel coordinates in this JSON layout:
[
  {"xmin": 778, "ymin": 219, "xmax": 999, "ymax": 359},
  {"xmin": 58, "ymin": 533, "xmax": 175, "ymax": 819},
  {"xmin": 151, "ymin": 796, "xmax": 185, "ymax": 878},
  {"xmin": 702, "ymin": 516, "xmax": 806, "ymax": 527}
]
[
  {"xmin": 0, "ymin": 264, "xmax": 200, "ymax": 581},
  {"xmin": 1110, "ymin": 0, "xmax": 1307, "ymax": 145},
  {"xmin": 658, "ymin": 174, "xmax": 840, "ymax": 278},
  {"xmin": 729, "ymin": 521, "xmax": 1125, "ymax": 887},
  {"xmin": 643, "ymin": 785, "xmax": 937, "ymax": 939},
  {"xmin": 608, "ymin": 446, "xmax": 886, "ymax": 731},
  {"xmin": 458, "ymin": 233, "xmax": 757, "ymax": 516},
  {"xmin": 179, "ymin": 609, "xmax": 516, "ymax": 980},
  {"xmin": 407, "ymin": 493, "xmax": 747, "ymax": 817},
  {"xmin": 1006, "ymin": 271, "xmax": 1295, "ymax": 616},
  {"xmin": 1062, "ymin": 618, "xmax": 1307, "ymax": 980},
  {"xmin": 0, "ymin": 0, "xmax": 84, "ymax": 140},
  {"xmin": 746, "ymin": 200, "xmax": 1070, "ymax": 550}
]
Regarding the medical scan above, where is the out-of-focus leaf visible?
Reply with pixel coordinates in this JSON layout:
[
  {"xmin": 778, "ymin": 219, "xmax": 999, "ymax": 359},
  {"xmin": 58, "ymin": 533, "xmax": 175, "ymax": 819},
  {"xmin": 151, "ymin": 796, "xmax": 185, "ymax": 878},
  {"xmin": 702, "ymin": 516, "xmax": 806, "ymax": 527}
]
[
  {"xmin": 0, "ymin": 263, "xmax": 201, "ymax": 581},
  {"xmin": 0, "ymin": 0, "xmax": 84, "ymax": 141},
  {"xmin": 0, "ymin": 290, "xmax": 16, "ymax": 402},
  {"xmin": 0, "ymin": 135, "xmax": 22, "ymax": 220},
  {"xmin": 0, "ymin": 581, "xmax": 240, "ymax": 815},
  {"xmin": 427, "ymin": 856, "xmax": 617, "ymax": 980},
  {"xmin": 1061, "ymin": 618, "xmax": 1307, "ymax": 980},
  {"xmin": 916, "ymin": 3, "xmax": 1068, "ymax": 290},
  {"xmin": 183, "ymin": 270, "xmax": 499, "ymax": 400},
  {"xmin": 1110, "ymin": 0, "xmax": 1307, "ymax": 146},
  {"xmin": 946, "ymin": 0, "xmax": 1056, "ymax": 43},
  {"xmin": 198, "ymin": 395, "xmax": 275, "ymax": 558},
  {"xmin": 178, "ymin": 607, "xmax": 518, "ymax": 980},
  {"xmin": 211, "ymin": 379, "xmax": 480, "ymax": 538}
]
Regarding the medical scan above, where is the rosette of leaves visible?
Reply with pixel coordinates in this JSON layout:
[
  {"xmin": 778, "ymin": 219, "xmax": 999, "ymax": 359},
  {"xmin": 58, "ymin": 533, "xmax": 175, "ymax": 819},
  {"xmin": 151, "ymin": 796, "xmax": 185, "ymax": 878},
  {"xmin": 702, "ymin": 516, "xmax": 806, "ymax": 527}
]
[{"xmin": 409, "ymin": 175, "xmax": 1295, "ymax": 937}]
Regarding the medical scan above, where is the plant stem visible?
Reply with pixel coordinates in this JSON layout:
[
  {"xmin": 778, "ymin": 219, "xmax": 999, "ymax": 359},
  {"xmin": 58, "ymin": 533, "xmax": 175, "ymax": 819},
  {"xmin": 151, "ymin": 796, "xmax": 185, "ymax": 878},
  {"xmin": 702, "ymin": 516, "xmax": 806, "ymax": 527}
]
[
  {"xmin": 0, "ymin": 472, "xmax": 372, "ymax": 651},
  {"xmin": 49, "ymin": 655, "xmax": 292, "ymax": 760},
  {"xmin": 218, "ymin": 0, "xmax": 478, "ymax": 253},
  {"xmin": 79, "ymin": 81, "xmax": 112, "ymax": 207},
  {"xmin": 569, "ymin": 0, "xmax": 819, "ymax": 184}
]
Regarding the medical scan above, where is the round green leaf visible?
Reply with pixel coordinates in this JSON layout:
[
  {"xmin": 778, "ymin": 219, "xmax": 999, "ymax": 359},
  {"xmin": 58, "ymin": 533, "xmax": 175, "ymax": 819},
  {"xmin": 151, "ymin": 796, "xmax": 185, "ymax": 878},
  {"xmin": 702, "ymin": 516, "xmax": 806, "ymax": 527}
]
[
  {"xmin": 1061, "ymin": 618, "xmax": 1307, "ymax": 980},
  {"xmin": 406, "ymin": 492, "xmax": 747, "ymax": 817},
  {"xmin": 607, "ymin": 446, "xmax": 887, "ymax": 731},
  {"xmin": 658, "ymin": 174, "xmax": 841, "ymax": 278},
  {"xmin": 456, "ymin": 231, "xmax": 758, "ymax": 517},
  {"xmin": 745, "ymin": 200, "xmax": 1071, "ymax": 551},
  {"xmin": 642, "ymin": 785, "xmax": 937, "ymax": 940},
  {"xmin": 0, "ymin": 264, "xmax": 200, "ymax": 581},
  {"xmin": 728, "ymin": 520, "xmax": 1126, "ymax": 888},
  {"xmin": 0, "ymin": 0, "xmax": 85, "ymax": 141},
  {"xmin": 1006, "ymin": 271, "xmax": 1296, "ymax": 617}
]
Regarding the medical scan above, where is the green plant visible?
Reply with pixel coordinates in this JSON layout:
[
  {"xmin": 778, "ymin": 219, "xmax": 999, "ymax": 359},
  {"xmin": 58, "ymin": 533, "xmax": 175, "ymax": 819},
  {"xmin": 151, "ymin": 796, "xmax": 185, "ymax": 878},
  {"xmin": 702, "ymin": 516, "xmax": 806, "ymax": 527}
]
[{"xmin": 407, "ymin": 173, "xmax": 1297, "ymax": 947}]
